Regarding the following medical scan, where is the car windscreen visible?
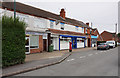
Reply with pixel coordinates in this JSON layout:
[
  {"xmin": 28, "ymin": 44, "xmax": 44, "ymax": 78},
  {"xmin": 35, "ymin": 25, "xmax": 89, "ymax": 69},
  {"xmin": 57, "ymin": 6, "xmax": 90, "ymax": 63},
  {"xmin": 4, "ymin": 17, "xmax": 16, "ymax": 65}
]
[
  {"xmin": 106, "ymin": 42, "xmax": 113, "ymax": 44},
  {"xmin": 100, "ymin": 43, "xmax": 106, "ymax": 45}
]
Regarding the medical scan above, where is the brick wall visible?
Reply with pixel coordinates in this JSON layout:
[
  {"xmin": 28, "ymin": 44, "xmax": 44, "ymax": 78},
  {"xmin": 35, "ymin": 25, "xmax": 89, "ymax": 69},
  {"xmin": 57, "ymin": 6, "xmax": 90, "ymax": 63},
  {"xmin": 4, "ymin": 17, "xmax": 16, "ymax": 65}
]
[
  {"xmin": 87, "ymin": 28, "xmax": 90, "ymax": 34},
  {"xmin": 30, "ymin": 35, "xmax": 43, "ymax": 53}
]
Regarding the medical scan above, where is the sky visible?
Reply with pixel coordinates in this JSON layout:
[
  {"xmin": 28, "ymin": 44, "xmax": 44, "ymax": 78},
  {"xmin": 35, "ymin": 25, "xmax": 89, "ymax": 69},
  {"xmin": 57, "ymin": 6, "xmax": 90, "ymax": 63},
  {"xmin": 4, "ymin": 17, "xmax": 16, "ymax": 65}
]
[{"xmin": 5, "ymin": 0, "xmax": 119, "ymax": 33}]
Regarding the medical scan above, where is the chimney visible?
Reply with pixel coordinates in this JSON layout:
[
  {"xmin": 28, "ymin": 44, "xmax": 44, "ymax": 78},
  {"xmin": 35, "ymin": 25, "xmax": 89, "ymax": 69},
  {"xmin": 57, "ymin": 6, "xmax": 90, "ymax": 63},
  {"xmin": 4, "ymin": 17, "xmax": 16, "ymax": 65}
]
[
  {"xmin": 86, "ymin": 23, "xmax": 89, "ymax": 26},
  {"xmin": 60, "ymin": 8, "xmax": 65, "ymax": 19}
]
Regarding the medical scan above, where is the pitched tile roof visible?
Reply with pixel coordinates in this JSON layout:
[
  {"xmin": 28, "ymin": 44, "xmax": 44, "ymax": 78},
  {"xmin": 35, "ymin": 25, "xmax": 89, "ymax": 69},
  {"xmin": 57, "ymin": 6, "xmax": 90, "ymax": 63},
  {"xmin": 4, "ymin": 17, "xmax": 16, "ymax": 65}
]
[
  {"xmin": 100, "ymin": 31, "xmax": 116, "ymax": 41},
  {"xmin": 2, "ymin": 2, "xmax": 91, "ymax": 28}
]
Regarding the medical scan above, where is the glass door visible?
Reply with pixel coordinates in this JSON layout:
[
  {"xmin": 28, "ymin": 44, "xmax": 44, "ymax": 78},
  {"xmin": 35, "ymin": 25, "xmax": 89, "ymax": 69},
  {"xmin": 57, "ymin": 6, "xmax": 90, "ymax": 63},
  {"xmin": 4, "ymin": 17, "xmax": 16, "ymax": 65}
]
[
  {"xmin": 25, "ymin": 36, "xmax": 30, "ymax": 54},
  {"xmin": 72, "ymin": 37, "xmax": 77, "ymax": 49}
]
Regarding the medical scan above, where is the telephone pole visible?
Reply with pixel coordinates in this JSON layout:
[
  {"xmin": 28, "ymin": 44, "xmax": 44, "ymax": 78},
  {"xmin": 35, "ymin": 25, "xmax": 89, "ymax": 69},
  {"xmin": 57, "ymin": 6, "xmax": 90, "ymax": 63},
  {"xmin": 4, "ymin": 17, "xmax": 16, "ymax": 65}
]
[
  {"xmin": 14, "ymin": 0, "xmax": 16, "ymax": 20},
  {"xmin": 115, "ymin": 23, "xmax": 117, "ymax": 34}
]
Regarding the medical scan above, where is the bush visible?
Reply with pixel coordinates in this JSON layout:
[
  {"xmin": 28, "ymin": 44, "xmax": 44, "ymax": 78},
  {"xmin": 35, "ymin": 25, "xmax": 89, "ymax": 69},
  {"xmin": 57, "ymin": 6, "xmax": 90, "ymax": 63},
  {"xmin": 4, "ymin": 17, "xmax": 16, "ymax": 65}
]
[{"xmin": 2, "ymin": 16, "xmax": 26, "ymax": 67}]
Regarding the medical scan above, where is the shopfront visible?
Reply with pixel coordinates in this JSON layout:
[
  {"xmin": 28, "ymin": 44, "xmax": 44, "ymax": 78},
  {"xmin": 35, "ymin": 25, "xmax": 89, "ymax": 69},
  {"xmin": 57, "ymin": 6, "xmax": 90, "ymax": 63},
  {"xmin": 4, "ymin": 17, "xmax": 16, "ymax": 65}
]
[
  {"xmin": 25, "ymin": 31, "xmax": 47, "ymax": 54},
  {"xmin": 59, "ymin": 35, "xmax": 86, "ymax": 50},
  {"xmin": 91, "ymin": 35, "xmax": 98, "ymax": 47}
]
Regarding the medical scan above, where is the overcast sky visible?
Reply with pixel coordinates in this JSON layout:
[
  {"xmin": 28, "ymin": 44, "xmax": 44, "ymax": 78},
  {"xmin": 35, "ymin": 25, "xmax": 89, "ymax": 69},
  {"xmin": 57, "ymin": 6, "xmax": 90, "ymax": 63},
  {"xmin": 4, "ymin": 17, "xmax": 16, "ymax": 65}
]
[{"xmin": 15, "ymin": 0, "xmax": 119, "ymax": 33}]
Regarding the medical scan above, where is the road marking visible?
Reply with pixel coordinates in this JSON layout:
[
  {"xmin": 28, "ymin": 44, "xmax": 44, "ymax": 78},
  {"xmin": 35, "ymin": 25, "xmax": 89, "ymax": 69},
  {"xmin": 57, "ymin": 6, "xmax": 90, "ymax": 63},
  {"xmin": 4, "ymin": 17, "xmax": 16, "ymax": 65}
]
[
  {"xmin": 95, "ymin": 53, "xmax": 98, "ymax": 54},
  {"xmin": 100, "ymin": 51, "xmax": 104, "ymax": 53},
  {"xmin": 80, "ymin": 56, "xmax": 86, "ymax": 58},
  {"xmin": 103, "ymin": 51, "xmax": 107, "ymax": 52},
  {"xmin": 67, "ymin": 59, "xmax": 75, "ymax": 62},
  {"xmin": 88, "ymin": 54, "xmax": 93, "ymax": 56}
]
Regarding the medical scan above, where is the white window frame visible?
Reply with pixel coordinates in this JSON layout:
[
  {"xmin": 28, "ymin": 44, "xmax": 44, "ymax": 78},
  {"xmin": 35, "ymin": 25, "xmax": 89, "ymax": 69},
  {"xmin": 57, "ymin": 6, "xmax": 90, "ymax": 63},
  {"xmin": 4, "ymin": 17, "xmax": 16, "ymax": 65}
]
[
  {"xmin": 76, "ymin": 26, "xmax": 79, "ymax": 31},
  {"xmin": 50, "ymin": 20, "xmax": 54, "ymax": 29}
]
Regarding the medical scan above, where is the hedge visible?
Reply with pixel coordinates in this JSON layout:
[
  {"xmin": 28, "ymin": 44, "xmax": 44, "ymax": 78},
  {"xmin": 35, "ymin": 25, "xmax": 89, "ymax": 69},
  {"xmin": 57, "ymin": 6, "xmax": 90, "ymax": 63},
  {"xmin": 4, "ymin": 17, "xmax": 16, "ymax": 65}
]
[{"xmin": 2, "ymin": 16, "xmax": 26, "ymax": 67}]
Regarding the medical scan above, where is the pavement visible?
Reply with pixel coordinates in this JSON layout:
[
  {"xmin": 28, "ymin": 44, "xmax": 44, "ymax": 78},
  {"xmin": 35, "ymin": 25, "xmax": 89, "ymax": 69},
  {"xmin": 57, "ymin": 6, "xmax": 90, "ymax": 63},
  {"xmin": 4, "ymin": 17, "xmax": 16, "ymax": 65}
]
[
  {"xmin": 2, "ymin": 47, "xmax": 95, "ymax": 77},
  {"xmin": 16, "ymin": 47, "xmax": 118, "ymax": 76}
]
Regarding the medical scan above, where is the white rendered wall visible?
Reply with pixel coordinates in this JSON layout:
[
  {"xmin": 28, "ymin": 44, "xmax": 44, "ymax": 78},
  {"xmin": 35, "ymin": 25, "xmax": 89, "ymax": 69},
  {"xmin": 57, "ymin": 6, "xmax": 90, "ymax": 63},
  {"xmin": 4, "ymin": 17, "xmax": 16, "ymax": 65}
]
[
  {"xmin": 52, "ymin": 37, "xmax": 59, "ymax": 50},
  {"xmin": 48, "ymin": 20, "xmax": 84, "ymax": 34}
]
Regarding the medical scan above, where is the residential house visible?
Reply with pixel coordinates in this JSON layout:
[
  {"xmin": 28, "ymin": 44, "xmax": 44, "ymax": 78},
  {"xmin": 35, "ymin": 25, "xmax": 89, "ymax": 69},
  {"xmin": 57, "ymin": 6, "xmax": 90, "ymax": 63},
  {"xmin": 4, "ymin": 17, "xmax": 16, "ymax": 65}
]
[{"xmin": 98, "ymin": 31, "xmax": 117, "ymax": 42}]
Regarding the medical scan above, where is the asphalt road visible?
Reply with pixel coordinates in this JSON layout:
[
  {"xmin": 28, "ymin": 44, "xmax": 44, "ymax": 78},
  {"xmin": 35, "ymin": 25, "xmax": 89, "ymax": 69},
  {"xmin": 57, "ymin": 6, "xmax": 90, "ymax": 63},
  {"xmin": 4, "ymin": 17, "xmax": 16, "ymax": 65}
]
[{"xmin": 16, "ymin": 47, "xmax": 118, "ymax": 76}]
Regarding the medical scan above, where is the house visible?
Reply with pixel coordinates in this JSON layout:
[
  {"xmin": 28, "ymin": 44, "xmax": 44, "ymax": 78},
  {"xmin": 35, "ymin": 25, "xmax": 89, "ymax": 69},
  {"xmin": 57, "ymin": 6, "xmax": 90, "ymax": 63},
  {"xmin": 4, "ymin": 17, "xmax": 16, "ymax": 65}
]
[
  {"xmin": 98, "ymin": 31, "xmax": 117, "ymax": 41},
  {"xmin": 1, "ymin": 2, "xmax": 100, "ymax": 54}
]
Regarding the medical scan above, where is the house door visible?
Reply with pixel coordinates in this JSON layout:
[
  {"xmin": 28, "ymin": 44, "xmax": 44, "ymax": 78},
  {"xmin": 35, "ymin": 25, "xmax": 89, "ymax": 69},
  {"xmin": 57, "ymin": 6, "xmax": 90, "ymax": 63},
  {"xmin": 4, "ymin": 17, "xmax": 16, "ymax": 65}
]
[
  {"xmin": 72, "ymin": 37, "xmax": 77, "ymax": 49},
  {"xmin": 43, "ymin": 39, "xmax": 47, "ymax": 51}
]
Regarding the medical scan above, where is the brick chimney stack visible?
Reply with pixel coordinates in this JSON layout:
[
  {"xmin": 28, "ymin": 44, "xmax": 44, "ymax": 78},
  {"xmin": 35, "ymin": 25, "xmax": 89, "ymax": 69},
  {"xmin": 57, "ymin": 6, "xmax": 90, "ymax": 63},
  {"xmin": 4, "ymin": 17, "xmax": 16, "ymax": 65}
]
[
  {"xmin": 60, "ymin": 8, "xmax": 65, "ymax": 19},
  {"xmin": 86, "ymin": 23, "xmax": 89, "ymax": 26}
]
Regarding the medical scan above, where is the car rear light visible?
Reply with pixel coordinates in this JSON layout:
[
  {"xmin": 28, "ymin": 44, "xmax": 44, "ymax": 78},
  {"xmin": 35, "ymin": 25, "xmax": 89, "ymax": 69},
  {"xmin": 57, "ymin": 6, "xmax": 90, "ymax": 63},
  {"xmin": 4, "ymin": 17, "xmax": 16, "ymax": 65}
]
[{"xmin": 104, "ymin": 45, "xmax": 107, "ymax": 47}]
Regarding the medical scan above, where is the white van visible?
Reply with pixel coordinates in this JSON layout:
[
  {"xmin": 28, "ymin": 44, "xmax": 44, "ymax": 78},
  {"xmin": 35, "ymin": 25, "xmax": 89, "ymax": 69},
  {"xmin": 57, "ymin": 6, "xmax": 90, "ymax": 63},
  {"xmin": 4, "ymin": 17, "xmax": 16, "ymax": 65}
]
[{"xmin": 106, "ymin": 40, "xmax": 116, "ymax": 48}]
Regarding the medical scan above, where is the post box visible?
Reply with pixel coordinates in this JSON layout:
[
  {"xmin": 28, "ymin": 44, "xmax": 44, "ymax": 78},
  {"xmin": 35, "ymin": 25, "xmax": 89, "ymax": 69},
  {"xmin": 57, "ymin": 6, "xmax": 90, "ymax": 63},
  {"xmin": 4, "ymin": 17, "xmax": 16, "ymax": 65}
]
[{"xmin": 69, "ymin": 42, "xmax": 72, "ymax": 52}]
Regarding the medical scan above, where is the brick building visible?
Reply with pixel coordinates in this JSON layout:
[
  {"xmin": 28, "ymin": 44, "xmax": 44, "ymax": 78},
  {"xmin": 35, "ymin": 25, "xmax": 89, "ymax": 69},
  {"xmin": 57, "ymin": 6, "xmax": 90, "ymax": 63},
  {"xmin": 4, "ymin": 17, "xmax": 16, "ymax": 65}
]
[{"xmin": 98, "ymin": 31, "xmax": 117, "ymax": 41}]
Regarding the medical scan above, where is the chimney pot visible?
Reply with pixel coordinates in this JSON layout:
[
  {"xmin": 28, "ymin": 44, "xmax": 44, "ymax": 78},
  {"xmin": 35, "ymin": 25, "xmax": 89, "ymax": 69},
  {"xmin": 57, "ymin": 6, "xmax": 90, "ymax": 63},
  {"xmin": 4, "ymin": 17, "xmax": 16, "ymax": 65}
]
[
  {"xmin": 86, "ymin": 23, "xmax": 89, "ymax": 26},
  {"xmin": 60, "ymin": 8, "xmax": 65, "ymax": 19}
]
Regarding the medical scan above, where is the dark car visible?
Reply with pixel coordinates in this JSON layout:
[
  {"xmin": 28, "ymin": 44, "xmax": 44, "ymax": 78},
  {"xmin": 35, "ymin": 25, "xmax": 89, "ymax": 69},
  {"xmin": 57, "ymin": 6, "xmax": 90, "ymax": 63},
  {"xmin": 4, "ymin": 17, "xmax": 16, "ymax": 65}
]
[{"xmin": 97, "ymin": 43, "xmax": 109, "ymax": 50}]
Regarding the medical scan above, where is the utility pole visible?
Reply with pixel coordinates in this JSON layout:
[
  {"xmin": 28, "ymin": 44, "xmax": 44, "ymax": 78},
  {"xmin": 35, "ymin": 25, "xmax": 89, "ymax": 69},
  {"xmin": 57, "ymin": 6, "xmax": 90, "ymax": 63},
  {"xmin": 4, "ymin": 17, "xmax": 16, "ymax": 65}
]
[
  {"xmin": 14, "ymin": 0, "xmax": 16, "ymax": 21},
  {"xmin": 115, "ymin": 23, "xmax": 117, "ymax": 34}
]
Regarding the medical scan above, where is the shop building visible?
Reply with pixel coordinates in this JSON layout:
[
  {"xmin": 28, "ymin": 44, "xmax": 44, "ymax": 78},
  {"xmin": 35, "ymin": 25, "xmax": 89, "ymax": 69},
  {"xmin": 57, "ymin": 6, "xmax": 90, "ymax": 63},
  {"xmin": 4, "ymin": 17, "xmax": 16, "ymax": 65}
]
[{"xmin": 1, "ymin": 2, "xmax": 100, "ymax": 54}]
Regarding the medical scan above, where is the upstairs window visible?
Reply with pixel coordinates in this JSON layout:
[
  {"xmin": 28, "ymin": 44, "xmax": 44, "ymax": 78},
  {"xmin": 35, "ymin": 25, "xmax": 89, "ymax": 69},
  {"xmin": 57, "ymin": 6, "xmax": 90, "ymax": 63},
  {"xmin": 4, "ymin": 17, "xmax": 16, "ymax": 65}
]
[
  {"xmin": 60, "ymin": 22, "xmax": 64, "ymax": 30},
  {"xmin": 82, "ymin": 27, "xmax": 84, "ymax": 32},
  {"xmin": 50, "ymin": 20, "xmax": 54, "ymax": 29},
  {"xmin": 90, "ymin": 29, "xmax": 92, "ymax": 34},
  {"xmin": 86, "ymin": 28, "xmax": 87, "ymax": 33},
  {"xmin": 76, "ymin": 26, "xmax": 78, "ymax": 31}
]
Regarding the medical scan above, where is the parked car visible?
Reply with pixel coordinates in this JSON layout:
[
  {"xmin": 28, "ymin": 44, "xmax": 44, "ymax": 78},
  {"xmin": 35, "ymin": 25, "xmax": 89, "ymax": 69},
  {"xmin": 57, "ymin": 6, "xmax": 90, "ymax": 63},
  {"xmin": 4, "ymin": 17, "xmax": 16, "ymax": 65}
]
[
  {"xmin": 97, "ymin": 43, "xmax": 109, "ymax": 50},
  {"xmin": 117, "ymin": 42, "xmax": 120, "ymax": 46},
  {"xmin": 106, "ymin": 41, "xmax": 115, "ymax": 48}
]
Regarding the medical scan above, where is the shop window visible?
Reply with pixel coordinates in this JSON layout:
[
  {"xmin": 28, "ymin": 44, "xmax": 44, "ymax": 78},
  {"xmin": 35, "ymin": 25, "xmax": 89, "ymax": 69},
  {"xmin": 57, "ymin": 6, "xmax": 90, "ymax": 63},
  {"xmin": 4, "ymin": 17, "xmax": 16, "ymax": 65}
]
[
  {"xmin": 80, "ymin": 39, "xmax": 84, "ymax": 42},
  {"xmin": 82, "ymin": 27, "xmax": 84, "ymax": 32},
  {"xmin": 86, "ymin": 28, "xmax": 87, "ymax": 33},
  {"xmin": 30, "ymin": 35, "xmax": 39, "ymax": 49}
]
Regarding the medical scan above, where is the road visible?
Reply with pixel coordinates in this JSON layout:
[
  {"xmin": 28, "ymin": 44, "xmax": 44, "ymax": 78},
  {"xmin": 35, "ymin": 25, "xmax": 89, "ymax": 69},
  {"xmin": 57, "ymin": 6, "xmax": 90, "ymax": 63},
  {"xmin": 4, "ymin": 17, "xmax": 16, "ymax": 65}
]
[{"xmin": 16, "ymin": 47, "xmax": 118, "ymax": 76}]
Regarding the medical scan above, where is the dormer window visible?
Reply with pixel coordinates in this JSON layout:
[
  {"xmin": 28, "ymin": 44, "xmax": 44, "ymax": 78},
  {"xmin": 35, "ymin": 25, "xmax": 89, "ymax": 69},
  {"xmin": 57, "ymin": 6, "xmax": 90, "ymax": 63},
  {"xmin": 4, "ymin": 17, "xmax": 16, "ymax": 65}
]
[{"xmin": 60, "ymin": 22, "xmax": 64, "ymax": 30}]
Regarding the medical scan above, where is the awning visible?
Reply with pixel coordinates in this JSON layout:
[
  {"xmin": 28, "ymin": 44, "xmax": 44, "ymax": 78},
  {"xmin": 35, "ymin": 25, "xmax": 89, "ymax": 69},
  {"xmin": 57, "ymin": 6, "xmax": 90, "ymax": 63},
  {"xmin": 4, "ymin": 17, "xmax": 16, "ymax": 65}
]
[{"xmin": 60, "ymin": 35, "xmax": 86, "ymax": 38}]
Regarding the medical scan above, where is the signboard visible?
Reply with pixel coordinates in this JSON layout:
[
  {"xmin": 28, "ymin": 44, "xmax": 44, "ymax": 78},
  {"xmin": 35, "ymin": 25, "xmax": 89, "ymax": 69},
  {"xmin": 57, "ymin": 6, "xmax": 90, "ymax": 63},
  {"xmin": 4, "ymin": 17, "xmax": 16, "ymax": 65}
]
[{"xmin": 26, "ymin": 32, "xmax": 47, "ymax": 39}]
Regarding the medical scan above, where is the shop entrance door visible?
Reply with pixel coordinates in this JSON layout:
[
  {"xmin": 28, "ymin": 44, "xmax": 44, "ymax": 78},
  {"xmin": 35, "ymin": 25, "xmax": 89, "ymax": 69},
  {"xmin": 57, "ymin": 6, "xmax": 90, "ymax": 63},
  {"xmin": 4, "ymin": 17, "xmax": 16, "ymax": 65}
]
[
  {"xmin": 72, "ymin": 37, "xmax": 77, "ymax": 49},
  {"xmin": 25, "ymin": 37, "xmax": 30, "ymax": 54},
  {"xmin": 88, "ymin": 38, "xmax": 91, "ymax": 47},
  {"xmin": 43, "ymin": 39, "xmax": 47, "ymax": 51}
]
